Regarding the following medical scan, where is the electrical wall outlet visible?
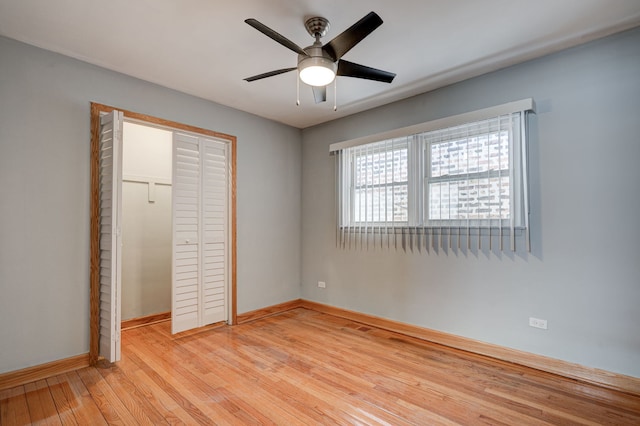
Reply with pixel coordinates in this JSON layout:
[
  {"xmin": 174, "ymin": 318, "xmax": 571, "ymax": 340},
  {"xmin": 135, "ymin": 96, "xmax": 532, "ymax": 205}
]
[
  {"xmin": 318, "ymin": 281, "xmax": 326, "ymax": 288},
  {"xmin": 529, "ymin": 317, "xmax": 548, "ymax": 330}
]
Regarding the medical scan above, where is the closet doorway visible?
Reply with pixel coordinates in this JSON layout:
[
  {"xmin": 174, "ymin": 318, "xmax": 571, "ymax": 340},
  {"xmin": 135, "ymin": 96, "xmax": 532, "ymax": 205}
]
[
  {"xmin": 121, "ymin": 122, "xmax": 173, "ymax": 328},
  {"xmin": 89, "ymin": 103, "xmax": 237, "ymax": 365}
]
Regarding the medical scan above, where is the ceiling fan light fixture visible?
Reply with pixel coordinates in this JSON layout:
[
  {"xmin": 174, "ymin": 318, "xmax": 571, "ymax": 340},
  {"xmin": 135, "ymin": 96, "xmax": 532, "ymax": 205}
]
[{"xmin": 298, "ymin": 56, "xmax": 336, "ymax": 87}]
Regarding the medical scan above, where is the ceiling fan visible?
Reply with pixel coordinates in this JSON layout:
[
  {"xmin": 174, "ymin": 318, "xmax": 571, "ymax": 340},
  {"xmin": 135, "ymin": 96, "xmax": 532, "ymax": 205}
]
[{"xmin": 244, "ymin": 11, "xmax": 396, "ymax": 104}]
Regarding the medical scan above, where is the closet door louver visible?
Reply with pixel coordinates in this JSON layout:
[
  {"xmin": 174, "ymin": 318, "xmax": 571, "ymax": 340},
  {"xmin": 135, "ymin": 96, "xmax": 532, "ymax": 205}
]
[
  {"xmin": 98, "ymin": 110, "xmax": 123, "ymax": 362},
  {"xmin": 201, "ymin": 139, "xmax": 228, "ymax": 325},
  {"xmin": 172, "ymin": 133, "xmax": 228, "ymax": 334},
  {"xmin": 172, "ymin": 133, "xmax": 201, "ymax": 334}
]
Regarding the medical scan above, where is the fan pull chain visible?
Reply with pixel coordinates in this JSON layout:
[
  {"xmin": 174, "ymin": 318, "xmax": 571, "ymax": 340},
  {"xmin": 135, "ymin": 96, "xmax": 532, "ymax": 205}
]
[
  {"xmin": 296, "ymin": 70, "xmax": 300, "ymax": 106},
  {"xmin": 333, "ymin": 78, "xmax": 337, "ymax": 111}
]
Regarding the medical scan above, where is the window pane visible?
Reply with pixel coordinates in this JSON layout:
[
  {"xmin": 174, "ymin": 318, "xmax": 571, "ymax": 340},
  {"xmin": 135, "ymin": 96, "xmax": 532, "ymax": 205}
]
[
  {"xmin": 352, "ymin": 144, "xmax": 408, "ymax": 223},
  {"xmin": 354, "ymin": 184, "xmax": 408, "ymax": 222},
  {"xmin": 429, "ymin": 176, "xmax": 510, "ymax": 220},
  {"xmin": 355, "ymin": 148, "xmax": 407, "ymax": 186},
  {"xmin": 431, "ymin": 131, "xmax": 509, "ymax": 178}
]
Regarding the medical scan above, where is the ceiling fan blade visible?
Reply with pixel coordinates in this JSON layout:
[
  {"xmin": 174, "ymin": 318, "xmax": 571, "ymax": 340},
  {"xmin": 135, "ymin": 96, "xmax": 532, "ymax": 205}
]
[
  {"xmin": 312, "ymin": 86, "xmax": 327, "ymax": 104},
  {"xmin": 244, "ymin": 67, "xmax": 297, "ymax": 82},
  {"xmin": 323, "ymin": 12, "xmax": 383, "ymax": 61},
  {"xmin": 245, "ymin": 19, "xmax": 309, "ymax": 57},
  {"xmin": 337, "ymin": 60, "xmax": 395, "ymax": 83}
]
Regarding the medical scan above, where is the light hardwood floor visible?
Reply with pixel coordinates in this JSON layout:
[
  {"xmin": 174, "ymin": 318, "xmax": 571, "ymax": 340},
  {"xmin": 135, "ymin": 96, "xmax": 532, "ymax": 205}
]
[{"xmin": 1, "ymin": 308, "xmax": 639, "ymax": 425}]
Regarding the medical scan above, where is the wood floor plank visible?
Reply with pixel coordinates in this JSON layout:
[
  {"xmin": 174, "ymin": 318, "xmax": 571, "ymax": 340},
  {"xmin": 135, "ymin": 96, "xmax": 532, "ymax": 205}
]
[
  {"xmin": 223, "ymin": 327, "xmax": 431, "ymax": 425},
  {"xmin": 343, "ymin": 315, "xmax": 640, "ymax": 424},
  {"xmin": 122, "ymin": 331, "xmax": 238, "ymax": 424},
  {"xmin": 209, "ymin": 358, "xmax": 344, "ymax": 425},
  {"xmin": 123, "ymin": 350, "xmax": 215, "ymax": 425},
  {"xmin": 2, "ymin": 308, "xmax": 640, "ymax": 425},
  {"xmin": 61, "ymin": 371, "xmax": 107, "ymax": 426},
  {"xmin": 145, "ymin": 326, "xmax": 302, "ymax": 425},
  {"xmin": 0, "ymin": 386, "xmax": 31, "ymax": 426},
  {"xmin": 76, "ymin": 367, "xmax": 137, "ymax": 424},
  {"xmin": 193, "ymin": 353, "xmax": 322, "ymax": 425},
  {"xmin": 246, "ymin": 333, "xmax": 475, "ymax": 424},
  {"xmin": 113, "ymin": 353, "xmax": 198, "ymax": 425},
  {"xmin": 96, "ymin": 361, "xmax": 169, "ymax": 425},
  {"xmin": 24, "ymin": 380, "xmax": 62, "ymax": 426},
  {"xmin": 282, "ymin": 309, "xmax": 633, "ymax": 424},
  {"xmin": 44, "ymin": 376, "xmax": 77, "ymax": 426},
  {"xmin": 207, "ymin": 341, "xmax": 362, "ymax": 425},
  {"xmin": 245, "ymin": 312, "xmax": 522, "ymax": 424},
  {"xmin": 179, "ymin": 322, "xmax": 390, "ymax": 424}
]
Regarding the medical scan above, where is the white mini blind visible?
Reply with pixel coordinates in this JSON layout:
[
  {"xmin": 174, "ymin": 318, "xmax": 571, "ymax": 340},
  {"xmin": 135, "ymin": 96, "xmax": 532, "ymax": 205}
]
[{"xmin": 334, "ymin": 100, "xmax": 533, "ymax": 252}]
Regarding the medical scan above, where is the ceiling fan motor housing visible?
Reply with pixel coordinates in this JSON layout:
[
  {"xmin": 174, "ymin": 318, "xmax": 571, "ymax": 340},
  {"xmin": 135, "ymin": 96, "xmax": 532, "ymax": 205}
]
[{"xmin": 298, "ymin": 43, "xmax": 337, "ymax": 86}]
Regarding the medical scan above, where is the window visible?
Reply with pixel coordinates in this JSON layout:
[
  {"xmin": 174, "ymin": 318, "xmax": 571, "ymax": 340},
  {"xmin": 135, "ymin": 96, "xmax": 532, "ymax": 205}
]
[
  {"xmin": 352, "ymin": 139, "xmax": 409, "ymax": 224},
  {"xmin": 425, "ymin": 116, "xmax": 518, "ymax": 227},
  {"xmin": 332, "ymin": 99, "xmax": 533, "ymax": 251}
]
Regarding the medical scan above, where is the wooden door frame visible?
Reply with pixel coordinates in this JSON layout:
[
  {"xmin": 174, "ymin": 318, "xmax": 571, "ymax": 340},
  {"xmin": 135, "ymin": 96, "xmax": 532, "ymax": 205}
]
[{"xmin": 90, "ymin": 102, "xmax": 237, "ymax": 365}]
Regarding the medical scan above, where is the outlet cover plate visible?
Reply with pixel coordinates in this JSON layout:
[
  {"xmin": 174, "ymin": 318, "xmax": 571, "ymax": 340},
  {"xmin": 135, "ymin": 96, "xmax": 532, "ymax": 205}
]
[{"xmin": 529, "ymin": 317, "xmax": 548, "ymax": 330}]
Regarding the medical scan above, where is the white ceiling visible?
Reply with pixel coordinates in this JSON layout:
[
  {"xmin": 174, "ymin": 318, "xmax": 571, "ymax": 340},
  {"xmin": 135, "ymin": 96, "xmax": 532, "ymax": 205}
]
[{"xmin": 1, "ymin": 1, "xmax": 639, "ymax": 128}]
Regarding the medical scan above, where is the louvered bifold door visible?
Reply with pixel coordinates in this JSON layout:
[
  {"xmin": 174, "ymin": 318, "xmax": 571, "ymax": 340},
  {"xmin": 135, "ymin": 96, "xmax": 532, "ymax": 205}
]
[
  {"xmin": 172, "ymin": 134, "xmax": 229, "ymax": 334},
  {"xmin": 98, "ymin": 110, "xmax": 123, "ymax": 362},
  {"xmin": 201, "ymin": 139, "xmax": 228, "ymax": 325},
  {"xmin": 172, "ymin": 133, "xmax": 201, "ymax": 334}
]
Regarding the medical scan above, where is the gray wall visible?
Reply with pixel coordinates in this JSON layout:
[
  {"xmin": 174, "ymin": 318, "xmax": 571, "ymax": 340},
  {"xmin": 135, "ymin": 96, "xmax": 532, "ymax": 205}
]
[
  {"xmin": 0, "ymin": 36, "xmax": 302, "ymax": 373},
  {"xmin": 121, "ymin": 181, "xmax": 172, "ymax": 320},
  {"xmin": 301, "ymin": 27, "xmax": 640, "ymax": 378}
]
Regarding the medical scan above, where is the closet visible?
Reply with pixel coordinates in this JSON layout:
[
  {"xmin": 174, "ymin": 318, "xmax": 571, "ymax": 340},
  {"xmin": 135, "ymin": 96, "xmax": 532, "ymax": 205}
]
[{"xmin": 94, "ymin": 108, "xmax": 234, "ymax": 363}]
